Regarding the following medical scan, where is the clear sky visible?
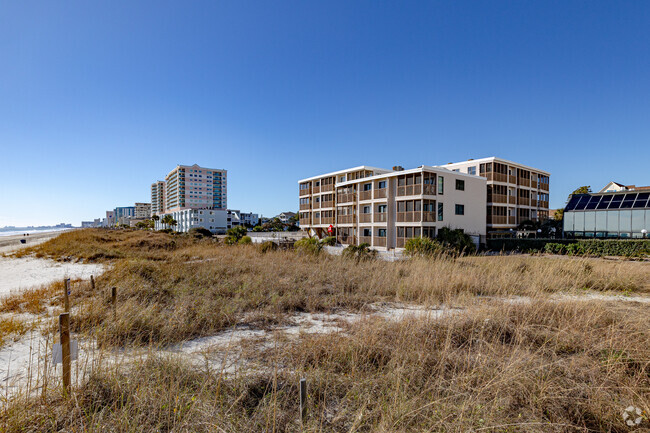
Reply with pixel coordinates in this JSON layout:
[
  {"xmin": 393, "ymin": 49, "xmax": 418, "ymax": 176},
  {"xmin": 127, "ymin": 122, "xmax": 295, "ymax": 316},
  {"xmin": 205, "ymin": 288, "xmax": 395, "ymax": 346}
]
[{"xmin": 1, "ymin": 1, "xmax": 649, "ymax": 226}]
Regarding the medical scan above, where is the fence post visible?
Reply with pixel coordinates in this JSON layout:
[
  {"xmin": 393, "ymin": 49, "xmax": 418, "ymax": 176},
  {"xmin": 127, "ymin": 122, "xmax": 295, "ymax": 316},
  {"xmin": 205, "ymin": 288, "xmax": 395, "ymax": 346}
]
[
  {"xmin": 90, "ymin": 275, "xmax": 95, "ymax": 291},
  {"xmin": 59, "ymin": 313, "xmax": 71, "ymax": 394},
  {"xmin": 111, "ymin": 287, "xmax": 117, "ymax": 319},
  {"xmin": 63, "ymin": 278, "xmax": 70, "ymax": 312},
  {"xmin": 300, "ymin": 377, "xmax": 307, "ymax": 423}
]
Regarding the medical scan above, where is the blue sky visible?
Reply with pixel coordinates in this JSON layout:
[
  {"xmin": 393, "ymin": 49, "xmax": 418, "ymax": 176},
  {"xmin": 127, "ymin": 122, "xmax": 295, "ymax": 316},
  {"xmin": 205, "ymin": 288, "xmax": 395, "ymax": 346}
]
[{"xmin": 1, "ymin": 1, "xmax": 649, "ymax": 226}]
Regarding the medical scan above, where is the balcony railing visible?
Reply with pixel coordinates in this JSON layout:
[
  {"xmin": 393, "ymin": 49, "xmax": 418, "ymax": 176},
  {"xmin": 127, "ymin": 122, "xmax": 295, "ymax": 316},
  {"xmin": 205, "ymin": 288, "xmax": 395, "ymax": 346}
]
[
  {"xmin": 338, "ymin": 215, "xmax": 356, "ymax": 224},
  {"xmin": 489, "ymin": 194, "xmax": 508, "ymax": 204},
  {"xmin": 374, "ymin": 213, "xmax": 387, "ymax": 223},
  {"xmin": 423, "ymin": 184, "xmax": 436, "ymax": 195},
  {"xmin": 374, "ymin": 237, "xmax": 387, "ymax": 247},
  {"xmin": 312, "ymin": 201, "xmax": 320, "ymax": 209},
  {"xmin": 299, "ymin": 218, "xmax": 310, "ymax": 226},
  {"xmin": 337, "ymin": 234, "xmax": 355, "ymax": 245},
  {"xmin": 359, "ymin": 190, "xmax": 372, "ymax": 201},
  {"xmin": 299, "ymin": 203, "xmax": 310, "ymax": 210},
  {"xmin": 492, "ymin": 173, "xmax": 508, "ymax": 183},
  {"xmin": 374, "ymin": 188, "xmax": 387, "ymax": 199},
  {"xmin": 540, "ymin": 183, "xmax": 549, "ymax": 192},
  {"xmin": 396, "ymin": 211, "xmax": 421, "ymax": 222},
  {"xmin": 396, "ymin": 238, "xmax": 406, "ymax": 248},
  {"xmin": 397, "ymin": 184, "xmax": 422, "ymax": 196},
  {"xmin": 359, "ymin": 236, "xmax": 372, "ymax": 245},
  {"xmin": 538, "ymin": 200, "xmax": 549, "ymax": 208},
  {"xmin": 321, "ymin": 217, "xmax": 335, "ymax": 225},
  {"xmin": 508, "ymin": 216, "xmax": 516, "ymax": 225},
  {"xmin": 518, "ymin": 178, "xmax": 531, "ymax": 187},
  {"xmin": 312, "ymin": 186, "xmax": 320, "ymax": 194},
  {"xmin": 531, "ymin": 180, "xmax": 538, "ymax": 189},
  {"xmin": 337, "ymin": 193, "xmax": 356, "ymax": 203},
  {"xmin": 509, "ymin": 196, "xmax": 516, "ymax": 204},
  {"xmin": 422, "ymin": 211, "xmax": 436, "ymax": 222},
  {"xmin": 487, "ymin": 215, "xmax": 508, "ymax": 225},
  {"xmin": 321, "ymin": 184, "xmax": 334, "ymax": 192},
  {"xmin": 531, "ymin": 199, "xmax": 538, "ymax": 207},
  {"xmin": 299, "ymin": 188, "xmax": 311, "ymax": 197},
  {"xmin": 518, "ymin": 197, "xmax": 530, "ymax": 206},
  {"xmin": 321, "ymin": 200, "xmax": 334, "ymax": 208},
  {"xmin": 359, "ymin": 213, "xmax": 372, "ymax": 223}
]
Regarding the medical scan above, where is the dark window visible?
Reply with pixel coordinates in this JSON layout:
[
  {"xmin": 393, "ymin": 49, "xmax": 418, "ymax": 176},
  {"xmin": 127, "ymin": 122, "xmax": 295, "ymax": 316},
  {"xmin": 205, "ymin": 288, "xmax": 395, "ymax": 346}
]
[
  {"xmin": 378, "ymin": 181, "xmax": 386, "ymax": 189},
  {"xmin": 363, "ymin": 228, "xmax": 371, "ymax": 237},
  {"xmin": 438, "ymin": 176, "xmax": 444, "ymax": 194},
  {"xmin": 377, "ymin": 228, "xmax": 386, "ymax": 237},
  {"xmin": 455, "ymin": 204, "xmax": 465, "ymax": 215},
  {"xmin": 438, "ymin": 203, "xmax": 444, "ymax": 221},
  {"xmin": 363, "ymin": 183, "xmax": 372, "ymax": 191},
  {"xmin": 455, "ymin": 179, "xmax": 465, "ymax": 191}
]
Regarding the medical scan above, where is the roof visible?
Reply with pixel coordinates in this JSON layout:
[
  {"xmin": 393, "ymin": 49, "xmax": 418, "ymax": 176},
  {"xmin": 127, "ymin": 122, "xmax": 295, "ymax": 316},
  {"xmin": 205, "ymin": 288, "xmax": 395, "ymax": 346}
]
[
  {"xmin": 438, "ymin": 156, "xmax": 551, "ymax": 176},
  {"xmin": 298, "ymin": 166, "xmax": 392, "ymax": 183},
  {"xmin": 336, "ymin": 165, "xmax": 485, "ymax": 187}
]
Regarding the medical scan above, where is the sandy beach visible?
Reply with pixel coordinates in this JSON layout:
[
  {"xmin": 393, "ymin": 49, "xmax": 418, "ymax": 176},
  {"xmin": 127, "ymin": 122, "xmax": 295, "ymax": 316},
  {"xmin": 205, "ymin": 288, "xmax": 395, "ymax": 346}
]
[{"xmin": 0, "ymin": 230, "xmax": 73, "ymax": 255}]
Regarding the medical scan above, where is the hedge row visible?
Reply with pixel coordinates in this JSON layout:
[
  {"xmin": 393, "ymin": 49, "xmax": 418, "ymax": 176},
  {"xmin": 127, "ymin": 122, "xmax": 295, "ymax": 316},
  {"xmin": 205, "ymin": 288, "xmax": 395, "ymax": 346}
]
[{"xmin": 488, "ymin": 238, "xmax": 650, "ymax": 257}]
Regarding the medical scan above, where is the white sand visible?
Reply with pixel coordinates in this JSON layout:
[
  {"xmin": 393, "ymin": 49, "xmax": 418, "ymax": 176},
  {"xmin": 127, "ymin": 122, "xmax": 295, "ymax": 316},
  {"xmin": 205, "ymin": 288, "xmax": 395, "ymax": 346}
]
[{"xmin": 0, "ymin": 256, "xmax": 104, "ymax": 298}]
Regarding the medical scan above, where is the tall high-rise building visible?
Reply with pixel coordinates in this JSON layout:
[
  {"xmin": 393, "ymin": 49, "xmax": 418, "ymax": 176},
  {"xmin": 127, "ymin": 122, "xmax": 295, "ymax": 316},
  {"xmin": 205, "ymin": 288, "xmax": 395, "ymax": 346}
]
[
  {"xmin": 151, "ymin": 181, "xmax": 166, "ymax": 216},
  {"xmin": 135, "ymin": 202, "xmax": 152, "ymax": 219},
  {"xmin": 164, "ymin": 164, "xmax": 227, "ymax": 212}
]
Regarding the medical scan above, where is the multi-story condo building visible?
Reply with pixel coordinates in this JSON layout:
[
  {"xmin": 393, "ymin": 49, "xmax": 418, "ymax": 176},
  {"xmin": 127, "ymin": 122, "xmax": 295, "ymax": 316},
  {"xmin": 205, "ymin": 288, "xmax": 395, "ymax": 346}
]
[
  {"xmin": 135, "ymin": 202, "xmax": 152, "ymax": 219},
  {"xmin": 104, "ymin": 211, "xmax": 115, "ymax": 227},
  {"xmin": 563, "ymin": 182, "xmax": 650, "ymax": 238},
  {"xmin": 438, "ymin": 157, "xmax": 550, "ymax": 236},
  {"xmin": 154, "ymin": 208, "xmax": 229, "ymax": 233},
  {"xmin": 164, "ymin": 164, "xmax": 227, "ymax": 212},
  {"xmin": 299, "ymin": 165, "xmax": 486, "ymax": 250},
  {"xmin": 151, "ymin": 181, "xmax": 166, "ymax": 216},
  {"xmin": 114, "ymin": 206, "xmax": 136, "ymax": 225}
]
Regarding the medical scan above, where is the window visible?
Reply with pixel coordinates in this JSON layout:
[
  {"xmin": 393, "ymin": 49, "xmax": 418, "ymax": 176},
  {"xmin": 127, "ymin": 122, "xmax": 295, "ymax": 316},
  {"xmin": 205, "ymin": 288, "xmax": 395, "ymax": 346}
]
[
  {"xmin": 377, "ymin": 228, "xmax": 387, "ymax": 237},
  {"xmin": 455, "ymin": 204, "xmax": 465, "ymax": 215},
  {"xmin": 363, "ymin": 205, "xmax": 371, "ymax": 214},
  {"xmin": 438, "ymin": 203, "xmax": 444, "ymax": 221},
  {"xmin": 339, "ymin": 176, "xmax": 345, "ymax": 182},
  {"xmin": 438, "ymin": 176, "xmax": 444, "ymax": 194},
  {"xmin": 363, "ymin": 183, "xmax": 372, "ymax": 191},
  {"xmin": 377, "ymin": 204, "xmax": 387, "ymax": 213},
  {"xmin": 467, "ymin": 166, "xmax": 476, "ymax": 175},
  {"xmin": 363, "ymin": 228, "xmax": 371, "ymax": 237},
  {"xmin": 455, "ymin": 179, "xmax": 465, "ymax": 191},
  {"xmin": 378, "ymin": 181, "xmax": 386, "ymax": 189}
]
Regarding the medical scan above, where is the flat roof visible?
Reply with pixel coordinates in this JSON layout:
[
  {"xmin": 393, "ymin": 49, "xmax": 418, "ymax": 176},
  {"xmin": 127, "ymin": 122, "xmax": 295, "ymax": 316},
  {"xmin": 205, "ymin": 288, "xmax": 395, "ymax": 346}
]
[
  {"xmin": 438, "ymin": 157, "xmax": 550, "ymax": 176},
  {"xmin": 298, "ymin": 166, "xmax": 391, "ymax": 183},
  {"xmin": 336, "ymin": 165, "xmax": 485, "ymax": 187}
]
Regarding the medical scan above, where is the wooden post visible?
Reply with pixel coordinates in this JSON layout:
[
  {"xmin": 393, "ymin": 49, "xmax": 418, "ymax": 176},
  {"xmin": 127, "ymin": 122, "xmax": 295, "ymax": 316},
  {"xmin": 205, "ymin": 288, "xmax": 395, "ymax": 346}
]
[
  {"xmin": 63, "ymin": 278, "xmax": 70, "ymax": 312},
  {"xmin": 90, "ymin": 275, "xmax": 95, "ymax": 291},
  {"xmin": 111, "ymin": 287, "xmax": 117, "ymax": 319},
  {"xmin": 299, "ymin": 378, "xmax": 307, "ymax": 423},
  {"xmin": 59, "ymin": 313, "xmax": 71, "ymax": 394}
]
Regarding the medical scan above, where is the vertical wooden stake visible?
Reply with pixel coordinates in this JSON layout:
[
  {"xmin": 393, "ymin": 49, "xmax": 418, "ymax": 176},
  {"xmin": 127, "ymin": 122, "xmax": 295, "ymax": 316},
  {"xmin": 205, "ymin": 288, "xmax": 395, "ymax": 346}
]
[
  {"xmin": 111, "ymin": 287, "xmax": 117, "ymax": 320},
  {"xmin": 300, "ymin": 378, "xmax": 307, "ymax": 423},
  {"xmin": 63, "ymin": 278, "xmax": 70, "ymax": 313},
  {"xmin": 59, "ymin": 313, "xmax": 71, "ymax": 395},
  {"xmin": 90, "ymin": 275, "xmax": 95, "ymax": 291}
]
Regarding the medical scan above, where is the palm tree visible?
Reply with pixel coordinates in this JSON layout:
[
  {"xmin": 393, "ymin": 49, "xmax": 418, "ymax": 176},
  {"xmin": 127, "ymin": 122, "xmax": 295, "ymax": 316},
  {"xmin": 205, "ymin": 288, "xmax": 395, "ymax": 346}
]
[
  {"xmin": 152, "ymin": 214, "xmax": 160, "ymax": 230},
  {"xmin": 161, "ymin": 214, "xmax": 174, "ymax": 230},
  {"xmin": 170, "ymin": 219, "xmax": 178, "ymax": 232}
]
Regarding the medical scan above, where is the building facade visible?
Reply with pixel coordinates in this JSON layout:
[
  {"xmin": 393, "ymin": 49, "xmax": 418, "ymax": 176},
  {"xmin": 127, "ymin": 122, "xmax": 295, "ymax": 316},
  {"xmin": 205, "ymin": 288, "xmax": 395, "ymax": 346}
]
[
  {"xmin": 228, "ymin": 210, "xmax": 260, "ymax": 227},
  {"xmin": 164, "ymin": 164, "xmax": 227, "ymax": 212},
  {"xmin": 135, "ymin": 202, "xmax": 152, "ymax": 219},
  {"xmin": 438, "ymin": 157, "xmax": 550, "ymax": 236},
  {"xmin": 151, "ymin": 181, "xmax": 166, "ymax": 216},
  {"xmin": 154, "ymin": 208, "xmax": 229, "ymax": 233},
  {"xmin": 299, "ymin": 165, "xmax": 486, "ymax": 250},
  {"xmin": 114, "ymin": 206, "xmax": 135, "ymax": 225},
  {"xmin": 563, "ymin": 183, "xmax": 650, "ymax": 238}
]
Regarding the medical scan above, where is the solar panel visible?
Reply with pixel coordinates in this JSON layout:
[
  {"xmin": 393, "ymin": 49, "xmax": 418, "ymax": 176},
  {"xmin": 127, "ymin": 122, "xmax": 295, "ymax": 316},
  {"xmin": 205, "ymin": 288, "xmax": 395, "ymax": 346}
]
[
  {"xmin": 585, "ymin": 195, "xmax": 601, "ymax": 209},
  {"xmin": 565, "ymin": 195, "xmax": 582, "ymax": 211},
  {"xmin": 608, "ymin": 194, "xmax": 624, "ymax": 209},
  {"xmin": 573, "ymin": 195, "xmax": 591, "ymax": 210},
  {"xmin": 596, "ymin": 195, "xmax": 612, "ymax": 209},
  {"xmin": 632, "ymin": 199, "xmax": 649, "ymax": 208}
]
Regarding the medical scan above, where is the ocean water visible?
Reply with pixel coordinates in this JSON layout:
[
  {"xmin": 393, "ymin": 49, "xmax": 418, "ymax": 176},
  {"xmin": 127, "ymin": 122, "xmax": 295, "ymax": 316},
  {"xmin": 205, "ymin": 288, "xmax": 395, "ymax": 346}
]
[{"xmin": 0, "ymin": 228, "xmax": 72, "ymax": 237}]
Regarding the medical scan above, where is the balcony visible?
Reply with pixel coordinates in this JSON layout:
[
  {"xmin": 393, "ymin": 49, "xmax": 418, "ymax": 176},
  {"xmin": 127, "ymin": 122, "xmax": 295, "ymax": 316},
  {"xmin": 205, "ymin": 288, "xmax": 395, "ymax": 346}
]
[
  {"xmin": 508, "ymin": 175, "xmax": 516, "ymax": 184},
  {"xmin": 531, "ymin": 180, "xmax": 538, "ymax": 189},
  {"xmin": 422, "ymin": 211, "xmax": 436, "ymax": 222},
  {"xmin": 337, "ymin": 193, "xmax": 357, "ymax": 203},
  {"xmin": 321, "ymin": 184, "xmax": 334, "ymax": 192},
  {"xmin": 396, "ymin": 211, "xmax": 421, "ymax": 223},
  {"xmin": 321, "ymin": 200, "xmax": 334, "ymax": 208},
  {"xmin": 359, "ymin": 190, "xmax": 372, "ymax": 201},
  {"xmin": 374, "ymin": 213, "xmax": 388, "ymax": 223},
  {"xmin": 489, "ymin": 194, "xmax": 508, "ymax": 204},
  {"xmin": 313, "ymin": 186, "xmax": 321, "ymax": 194},
  {"xmin": 312, "ymin": 201, "xmax": 320, "ymax": 209},
  {"xmin": 487, "ymin": 215, "xmax": 507, "ymax": 225},
  {"xmin": 321, "ymin": 217, "xmax": 335, "ymax": 225},
  {"xmin": 337, "ymin": 234, "xmax": 355, "ymax": 245},
  {"xmin": 299, "ymin": 188, "xmax": 311, "ymax": 197},
  {"xmin": 508, "ymin": 216, "xmax": 516, "ymax": 225},
  {"xmin": 397, "ymin": 184, "xmax": 422, "ymax": 196},
  {"xmin": 338, "ymin": 215, "xmax": 356, "ymax": 224},
  {"xmin": 509, "ymin": 196, "xmax": 516, "ymax": 204},
  {"xmin": 374, "ymin": 188, "xmax": 387, "ymax": 199},
  {"xmin": 540, "ymin": 183, "xmax": 549, "ymax": 192},
  {"xmin": 359, "ymin": 236, "xmax": 371, "ymax": 245},
  {"xmin": 374, "ymin": 237, "xmax": 387, "ymax": 247},
  {"xmin": 299, "ymin": 203, "xmax": 310, "ymax": 211},
  {"xmin": 518, "ymin": 178, "xmax": 531, "ymax": 187},
  {"xmin": 492, "ymin": 173, "xmax": 508, "ymax": 183},
  {"xmin": 518, "ymin": 197, "xmax": 530, "ymax": 206},
  {"xmin": 313, "ymin": 217, "xmax": 320, "ymax": 225},
  {"xmin": 299, "ymin": 218, "xmax": 310, "ymax": 226},
  {"xmin": 359, "ymin": 213, "xmax": 372, "ymax": 223},
  {"xmin": 423, "ymin": 184, "xmax": 436, "ymax": 195},
  {"xmin": 531, "ymin": 199, "xmax": 538, "ymax": 207},
  {"xmin": 396, "ymin": 238, "xmax": 406, "ymax": 248},
  {"xmin": 538, "ymin": 200, "xmax": 549, "ymax": 209}
]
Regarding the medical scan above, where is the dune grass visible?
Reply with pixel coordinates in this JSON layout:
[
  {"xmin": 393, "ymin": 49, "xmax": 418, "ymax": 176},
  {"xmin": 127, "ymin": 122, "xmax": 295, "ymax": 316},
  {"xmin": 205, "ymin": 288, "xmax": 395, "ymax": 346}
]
[{"xmin": 1, "ymin": 229, "xmax": 649, "ymax": 431}]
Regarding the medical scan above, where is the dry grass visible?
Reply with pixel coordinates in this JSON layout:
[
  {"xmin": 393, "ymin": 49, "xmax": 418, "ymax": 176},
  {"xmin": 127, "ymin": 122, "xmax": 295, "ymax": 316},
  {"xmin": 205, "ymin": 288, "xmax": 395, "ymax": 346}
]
[
  {"xmin": 2, "ymin": 229, "xmax": 649, "ymax": 432},
  {"xmin": 2, "ymin": 301, "xmax": 648, "ymax": 432},
  {"xmin": 0, "ymin": 317, "xmax": 30, "ymax": 348}
]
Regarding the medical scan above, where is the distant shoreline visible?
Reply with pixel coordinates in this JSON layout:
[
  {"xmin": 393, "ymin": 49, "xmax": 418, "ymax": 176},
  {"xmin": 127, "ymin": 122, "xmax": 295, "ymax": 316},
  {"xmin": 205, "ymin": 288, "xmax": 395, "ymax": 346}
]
[
  {"xmin": 0, "ymin": 228, "xmax": 73, "ymax": 237},
  {"xmin": 0, "ymin": 229, "xmax": 73, "ymax": 254}
]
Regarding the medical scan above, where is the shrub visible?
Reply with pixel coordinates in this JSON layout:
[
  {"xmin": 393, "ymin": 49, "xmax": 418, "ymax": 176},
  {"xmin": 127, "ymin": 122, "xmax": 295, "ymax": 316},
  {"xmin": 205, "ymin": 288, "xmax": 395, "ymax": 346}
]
[
  {"xmin": 543, "ymin": 243, "xmax": 567, "ymax": 255},
  {"xmin": 238, "ymin": 236, "xmax": 252, "ymax": 245},
  {"xmin": 258, "ymin": 241, "xmax": 278, "ymax": 253},
  {"xmin": 321, "ymin": 236, "xmax": 336, "ymax": 246},
  {"xmin": 342, "ymin": 243, "xmax": 377, "ymax": 262},
  {"xmin": 225, "ymin": 226, "xmax": 248, "ymax": 245},
  {"xmin": 188, "ymin": 227, "xmax": 213, "ymax": 239},
  {"xmin": 294, "ymin": 237, "xmax": 323, "ymax": 255},
  {"xmin": 404, "ymin": 237, "xmax": 443, "ymax": 257},
  {"xmin": 437, "ymin": 227, "xmax": 476, "ymax": 255}
]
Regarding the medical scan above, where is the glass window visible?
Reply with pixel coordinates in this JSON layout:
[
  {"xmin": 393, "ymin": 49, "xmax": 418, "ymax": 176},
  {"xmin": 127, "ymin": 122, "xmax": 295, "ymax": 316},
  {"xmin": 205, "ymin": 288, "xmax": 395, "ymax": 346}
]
[
  {"xmin": 573, "ymin": 212, "xmax": 584, "ymax": 231},
  {"xmin": 595, "ymin": 211, "xmax": 607, "ymax": 232},
  {"xmin": 619, "ymin": 210, "xmax": 632, "ymax": 232},
  {"xmin": 631, "ymin": 210, "xmax": 644, "ymax": 232},
  {"xmin": 455, "ymin": 179, "xmax": 465, "ymax": 191},
  {"xmin": 415, "ymin": 200, "xmax": 421, "ymax": 211},
  {"xmin": 397, "ymin": 227, "xmax": 404, "ymax": 237},
  {"xmin": 468, "ymin": 166, "xmax": 476, "ymax": 175},
  {"xmin": 363, "ymin": 228, "xmax": 371, "ymax": 237},
  {"xmin": 406, "ymin": 201, "xmax": 413, "ymax": 212},
  {"xmin": 378, "ymin": 181, "xmax": 386, "ymax": 189},
  {"xmin": 455, "ymin": 204, "xmax": 465, "ymax": 215},
  {"xmin": 584, "ymin": 211, "xmax": 596, "ymax": 231},
  {"xmin": 585, "ymin": 196, "xmax": 601, "ymax": 209},
  {"xmin": 563, "ymin": 211, "xmax": 574, "ymax": 232},
  {"xmin": 377, "ymin": 228, "xmax": 386, "ymax": 237},
  {"xmin": 397, "ymin": 201, "xmax": 405, "ymax": 212},
  {"xmin": 405, "ymin": 227, "xmax": 413, "ymax": 238},
  {"xmin": 565, "ymin": 195, "xmax": 582, "ymax": 211},
  {"xmin": 363, "ymin": 205, "xmax": 371, "ymax": 214},
  {"xmin": 438, "ymin": 203, "xmax": 444, "ymax": 221},
  {"xmin": 606, "ymin": 210, "xmax": 619, "ymax": 232},
  {"xmin": 378, "ymin": 205, "xmax": 387, "ymax": 213},
  {"xmin": 438, "ymin": 176, "xmax": 444, "ymax": 194},
  {"xmin": 363, "ymin": 183, "xmax": 372, "ymax": 191}
]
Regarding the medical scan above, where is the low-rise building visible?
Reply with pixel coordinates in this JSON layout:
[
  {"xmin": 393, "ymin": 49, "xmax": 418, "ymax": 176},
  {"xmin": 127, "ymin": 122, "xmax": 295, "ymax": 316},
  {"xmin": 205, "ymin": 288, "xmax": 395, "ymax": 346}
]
[
  {"xmin": 276, "ymin": 212, "xmax": 297, "ymax": 224},
  {"xmin": 299, "ymin": 165, "xmax": 486, "ymax": 250},
  {"xmin": 155, "ymin": 208, "xmax": 229, "ymax": 233},
  {"xmin": 228, "ymin": 210, "xmax": 260, "ymax": 227},
  {"xmin": 563, "ymin": 182, "xmax": 650, "ymax": 238}
]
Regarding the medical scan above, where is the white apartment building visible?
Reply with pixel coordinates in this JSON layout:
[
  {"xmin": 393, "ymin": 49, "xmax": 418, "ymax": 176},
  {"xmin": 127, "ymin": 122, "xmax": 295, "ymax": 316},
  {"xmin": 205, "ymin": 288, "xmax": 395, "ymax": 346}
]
[
  {"xmin": 151, "ymin": 181, "xmax": 165, "ymax": 216},
  {"xmin": 164, "ymin": 164, "xmax": 227, "ymax": 212},
  {"xmin": 437, "ymin": 157, "xmax": 550, "ymax": 236},
  {"xmin": 154, "ymin": 208, "xmax": 229, "ymax": 233},
  {"xmin": 135, "ymin": 202, "xmax": 152, "ymax": 219},
  {"xmin": 299, "ymin": 165, "xmax": 486, "ymax": 251},
  {"xmin": 228, "ymin": 210, "xmax": 260, "ymax": 227}
]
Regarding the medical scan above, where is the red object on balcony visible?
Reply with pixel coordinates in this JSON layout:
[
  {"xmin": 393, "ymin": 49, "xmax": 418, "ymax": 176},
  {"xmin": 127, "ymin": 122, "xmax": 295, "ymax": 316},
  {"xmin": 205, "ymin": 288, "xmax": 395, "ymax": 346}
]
[{"xmin": 327, "ymin": 225, "xmax": 333, "ymax": 233}]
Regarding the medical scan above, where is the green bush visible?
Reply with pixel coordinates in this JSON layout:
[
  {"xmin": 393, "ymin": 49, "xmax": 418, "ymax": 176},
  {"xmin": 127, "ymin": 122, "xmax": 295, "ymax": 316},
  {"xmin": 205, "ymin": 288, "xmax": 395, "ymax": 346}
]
[
  {"xmin": 342, "ymin": 243, "xmax": 377, "ymax": 262},
  {"xmin": 188, "ymin": 227, "xmax": 213, "ymax": 239},
  {"xmin": 294, "ymin": 237, "xmax": 323, "ymax": 255},
  {"xmin": 238, "ymin": 236, "xmax": 252, "ymax": 245},
  {"xmin": 225, "ymin": 226, "xmax": 248, "ymax": 245},
  {"xmin": 534, "ymin": 239, "xmax": 650, "ymax": 257},
  {"xmin": 437, "ymin": 227, "xmax": 476, "ymax": 255},
  {"xmin": 404, "ymin": 237, "xmax": 443, "ymax": 257},
  {"xmin": 258, "ymin": 241, "xmax": 278, "ymax": 253},
  {"xmin": 321, "ymin": 236, "xmax": 336, "ymax": 246}
]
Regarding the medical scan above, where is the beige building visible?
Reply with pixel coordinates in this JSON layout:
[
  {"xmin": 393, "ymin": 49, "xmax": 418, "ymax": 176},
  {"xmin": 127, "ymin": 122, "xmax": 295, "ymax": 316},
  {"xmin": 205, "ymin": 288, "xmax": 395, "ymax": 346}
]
[
  {"xmin": 151, "ymin": 181, "xmax": 165, "ymax": 216},
  {"xmin": 164, "ymin": 164, "xmax": 227, "ymax": 212},
  {"xmin": 438, "ymin": 157, "xmax": 550, "ymax": 236},
  {"xmin": 135, "ymin": 202, "xmax": 152, "ymax": 219},
  {"xmin": 299, "ymin": 165, "xmax": 486, "ymax": 250}
]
